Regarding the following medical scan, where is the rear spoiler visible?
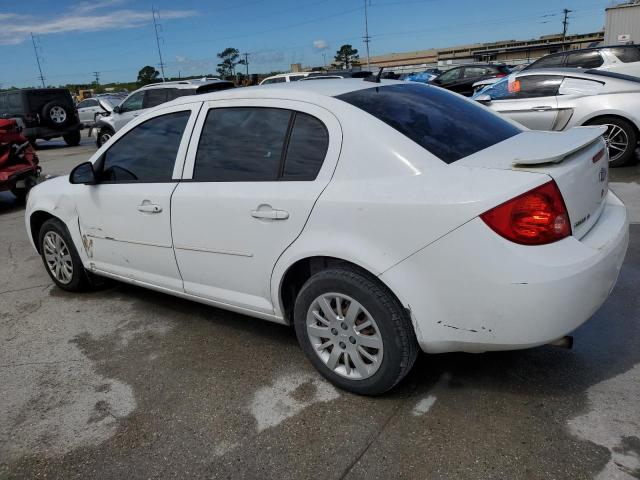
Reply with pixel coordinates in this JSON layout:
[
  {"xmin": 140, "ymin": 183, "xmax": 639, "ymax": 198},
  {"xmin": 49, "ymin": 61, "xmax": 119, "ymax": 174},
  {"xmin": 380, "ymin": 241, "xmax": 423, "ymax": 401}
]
[{"xmin": 512, "ymin": 126, "xmax": 606, "ymax": 166}]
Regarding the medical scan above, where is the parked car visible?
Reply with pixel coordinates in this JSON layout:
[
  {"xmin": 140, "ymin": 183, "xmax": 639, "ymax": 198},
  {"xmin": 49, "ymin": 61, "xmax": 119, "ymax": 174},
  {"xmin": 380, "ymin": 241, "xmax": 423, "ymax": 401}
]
[
  {"xmin": 260, "ymin": 72, "xmax": 312, "ymax": 84},
  {"xmin": 429, "ymin": 64, "xmax": 510, "ymax": 96},
  {"xmin": 26, "ymin": 80, "xmax": 628, "ymax": 395},
  {"xmin": 0, "ymin": 118, "xmax": 39, "ymax": 201},
  {"xmin": 300, "ymin": 71, "xmax": 373, "ymax": 80},
  {"xmin": 94, "ymin": 78, "xmax": 234, "ymax": 146},
  {"xmin": 0, "ymin": 88, "xmax": 82, "ymax": 147},
  {"xmin": 524, "ymin": 45, "xmax": 640, "ymax": 78},
  {"xmin": 405, "ymin": 71, "xmax": 439, "ymax": 83},
  {"xmin": 76, "ymin": 95, "xmax": 122, "ymax": 127},
  {"xmin": 473, "ymin": 68, "xmax": 640, "ymax": 166}
]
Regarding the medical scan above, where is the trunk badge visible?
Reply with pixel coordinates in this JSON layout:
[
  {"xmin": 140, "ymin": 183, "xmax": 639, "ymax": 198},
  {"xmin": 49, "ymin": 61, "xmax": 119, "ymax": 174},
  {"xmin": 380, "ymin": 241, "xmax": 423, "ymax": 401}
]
[{"xmin": 599, "ymin": 168, "xmax": 607, "ymax": 183}]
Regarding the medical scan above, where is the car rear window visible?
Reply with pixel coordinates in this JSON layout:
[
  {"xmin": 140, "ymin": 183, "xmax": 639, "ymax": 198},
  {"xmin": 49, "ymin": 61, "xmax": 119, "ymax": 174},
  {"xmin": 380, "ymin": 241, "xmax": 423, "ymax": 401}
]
[
  {"xmin": 27, "ymin": 90, "xmax": 73, "ymax": 111},
  {"xmin": 609, "ymin": 46, "xmax": 640, "ymax": 64},
  {"xmin": 336, "ymin": 83, "xmax": 521, "ymax": 164}
]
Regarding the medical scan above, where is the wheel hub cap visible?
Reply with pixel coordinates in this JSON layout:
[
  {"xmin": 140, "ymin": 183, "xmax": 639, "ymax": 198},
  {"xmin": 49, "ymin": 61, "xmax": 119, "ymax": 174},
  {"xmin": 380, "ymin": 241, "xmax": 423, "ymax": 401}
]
[
  {"xmin": 603, "ymin": 123, "xmax": 628, "ymax": 162},
  {"xmin": 306, "ymin": 293, "xmax": 384, "ymax": 380},
  {"xmin": 43, "ymin": 231, "xmax": 73, "ymax": 284},
  {"xmin": 50, "ymin": 106, "xmax": 67, "ymax": 124}
]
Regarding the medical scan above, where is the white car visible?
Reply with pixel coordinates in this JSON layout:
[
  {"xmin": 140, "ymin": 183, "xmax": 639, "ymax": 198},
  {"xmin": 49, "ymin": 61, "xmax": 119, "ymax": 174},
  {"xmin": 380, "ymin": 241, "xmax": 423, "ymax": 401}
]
[
  {"xmin": 25, "ymin": 80, "xmax": 628, "ymax": 395},
  {"xmin": 76, "ymin": 96, "xmax": 122, "ymax": 127},
  {"xmin": 260, "ymin": 72, "xmax": 311, "ymax": 84},
  {"xmin": 524, "ymin": 45, "xmax": 640, "ymax": 78}
]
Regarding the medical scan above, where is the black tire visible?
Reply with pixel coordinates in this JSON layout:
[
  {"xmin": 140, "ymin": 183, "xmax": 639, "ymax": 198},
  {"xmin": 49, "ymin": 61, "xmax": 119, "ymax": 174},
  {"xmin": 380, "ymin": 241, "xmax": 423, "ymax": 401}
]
[
  {"xmin": 10, "ymin": 175, "xmax": 37, "ymax": 202},
  {"xmin": 586, "ymin": 116, "xmax": 638, "ymax": 168},
  {"xmin": 38, "ymin": 218, "xmax": 92, "ymax": 292},
  {"xmin": 294, "ymin": 267, "xmax": 419, "ymax": 395},
  {"xmin": 96, "ymin": 126, "xmax": 114, "ymax": 147},
  {"xmin": 63, "ymin": 130, "xmax": 81, "ymax": 146},
  {"xmin": 41, "ymin": 101, "xmax": 73, "ymax": 128}
]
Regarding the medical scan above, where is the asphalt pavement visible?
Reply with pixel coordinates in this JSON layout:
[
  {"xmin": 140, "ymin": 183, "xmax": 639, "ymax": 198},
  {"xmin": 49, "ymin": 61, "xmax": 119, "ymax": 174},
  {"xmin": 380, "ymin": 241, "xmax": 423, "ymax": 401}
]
[{"xmin": 0, "ymin": 133, "xmax": 638, "ymax": 479}]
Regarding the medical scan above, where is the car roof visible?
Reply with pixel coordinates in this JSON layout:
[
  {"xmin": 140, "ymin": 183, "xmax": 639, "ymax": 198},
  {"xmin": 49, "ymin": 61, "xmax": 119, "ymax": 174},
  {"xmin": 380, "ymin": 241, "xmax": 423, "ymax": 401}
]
[
  {"xmin": 141, "ymin": 78, "xmax": 230, "ymax": 90},
  {"xmin": 163, "ymin": 78, "xmax": 405, "ymax": 107}
]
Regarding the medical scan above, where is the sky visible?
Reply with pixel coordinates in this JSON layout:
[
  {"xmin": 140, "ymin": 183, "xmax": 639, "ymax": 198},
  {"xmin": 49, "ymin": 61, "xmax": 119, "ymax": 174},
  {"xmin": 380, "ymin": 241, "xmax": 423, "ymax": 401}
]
[{"xmin": 0, "ymin": 0, "xmax": 616, "ymax": 87}]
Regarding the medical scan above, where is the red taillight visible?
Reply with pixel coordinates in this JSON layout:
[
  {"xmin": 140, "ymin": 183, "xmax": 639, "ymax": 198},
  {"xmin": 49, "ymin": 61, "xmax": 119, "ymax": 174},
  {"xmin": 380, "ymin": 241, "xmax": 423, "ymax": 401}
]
[{"xmin": 480, "ymin": 181, "xmax": 571, "ymax": 245}]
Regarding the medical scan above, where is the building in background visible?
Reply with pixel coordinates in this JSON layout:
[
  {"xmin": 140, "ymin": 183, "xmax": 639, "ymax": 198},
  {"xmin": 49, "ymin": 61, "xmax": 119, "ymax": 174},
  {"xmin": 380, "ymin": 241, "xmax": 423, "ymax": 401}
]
[
  {"xmin": 605, "ymin": 1, "xmax": 640, "ymax": 45},
  {"xmin": 368, "ymin": 31, "xmax": 604, "ymax": 74}
]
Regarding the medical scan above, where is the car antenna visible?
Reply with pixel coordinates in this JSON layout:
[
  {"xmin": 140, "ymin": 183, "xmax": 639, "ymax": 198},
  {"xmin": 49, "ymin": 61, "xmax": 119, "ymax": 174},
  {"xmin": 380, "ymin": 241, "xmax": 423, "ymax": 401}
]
[{"xmin": 364, "ymin": 67, "xmax": 384, "ymax": 83}]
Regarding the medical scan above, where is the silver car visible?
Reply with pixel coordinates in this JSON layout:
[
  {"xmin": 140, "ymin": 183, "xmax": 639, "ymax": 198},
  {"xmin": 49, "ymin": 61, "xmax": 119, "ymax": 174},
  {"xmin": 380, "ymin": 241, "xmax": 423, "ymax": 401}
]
[
  {"xmin": 76, "ymin": 96, "xmax": 121, "ymax": 127},
  {"xmin": 473, "ymin": 68, "xmax": 640, "ymax": 166}
]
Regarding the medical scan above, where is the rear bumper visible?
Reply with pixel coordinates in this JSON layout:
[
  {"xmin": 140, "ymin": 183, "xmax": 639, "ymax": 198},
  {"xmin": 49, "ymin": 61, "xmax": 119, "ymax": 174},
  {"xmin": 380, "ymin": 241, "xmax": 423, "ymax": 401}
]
[
  {"xmin": 24, "ymin": 123, "xmax": 81, "ymax": 139},
  {"xmin": 381, "ymin": 191, "xmax": 629, "ymax": 353}
]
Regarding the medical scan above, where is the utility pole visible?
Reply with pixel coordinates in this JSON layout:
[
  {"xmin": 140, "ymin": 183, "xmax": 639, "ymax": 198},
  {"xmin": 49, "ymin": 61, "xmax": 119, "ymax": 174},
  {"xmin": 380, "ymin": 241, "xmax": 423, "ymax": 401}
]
[
  {"xmin": 30, "ymin": 33, "xmax": 45, "ymax": 87},
  {"xmin": 322, "ymin": 52, "xmax": 327, "ymax": 68},
  {"xmin": 152, "ymin": 7, "xmax": 166, "ymax": 81},
  {"xmin": 243, "ymin": 52, "xmax": 249, "ymax": 76},
  {"xmin": 92, "ymin": 71, "xmax": 100, "ymax": 84},
  {"xmin": 562, "ymin": 9, "xmax": 572, "ymax": 51},
  {"xmin": 363, "ymin": 0, "xmax": 371, "ymax": 69}
]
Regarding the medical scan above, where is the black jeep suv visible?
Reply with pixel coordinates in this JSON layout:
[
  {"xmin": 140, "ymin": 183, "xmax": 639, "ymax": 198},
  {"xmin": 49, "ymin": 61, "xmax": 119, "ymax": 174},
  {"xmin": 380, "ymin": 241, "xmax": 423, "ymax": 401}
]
[{"xmin": 0, "ymin": 88, "xmax": 82, "ymax": 146}]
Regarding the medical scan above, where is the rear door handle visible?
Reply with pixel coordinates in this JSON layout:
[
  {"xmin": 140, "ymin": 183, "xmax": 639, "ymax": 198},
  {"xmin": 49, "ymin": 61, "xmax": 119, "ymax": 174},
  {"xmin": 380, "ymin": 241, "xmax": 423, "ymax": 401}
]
[
  {"xmin": 251, "ymin": 207, "xmax": 289, "ymax": 220},
  {"xmin": 532, "ymin": 106, "xmax": 553, "ymax": 112},
  {"xmin": 137, "ymin": 202, "xmax": 162, "ymax": 213}
]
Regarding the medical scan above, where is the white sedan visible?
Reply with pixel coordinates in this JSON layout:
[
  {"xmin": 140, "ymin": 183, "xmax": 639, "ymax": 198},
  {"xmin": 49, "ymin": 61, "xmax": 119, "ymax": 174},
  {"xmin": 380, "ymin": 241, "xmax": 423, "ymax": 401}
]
[{"xmin": 25, "ymin": 80, "xmax": 629, "ymax": 395}]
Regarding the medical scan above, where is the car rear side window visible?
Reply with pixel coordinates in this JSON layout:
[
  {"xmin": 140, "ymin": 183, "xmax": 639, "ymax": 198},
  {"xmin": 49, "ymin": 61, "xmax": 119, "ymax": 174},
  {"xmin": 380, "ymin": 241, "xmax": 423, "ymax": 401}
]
[
  {"xmin": 282, "ymin": 113, "xmax": 329, "ymax": 180},
  {"xmin": 565, "ymin": 51, "xmax": 604, "ymax": 69},
  {"xmin": 609, "ymin": 46, "xmax": 640, "ymax": 63},
  {"xmin": 336, "ymin": 83, "xmax": 521, "ymax": 164},
  {"xmin": 100, "ymin": 111, "xmax": 190, "ymax": 183},
  {"xmin": 529, "ymin": 54, "xmax": 565, "ymax": 69},
  {"xmin": 483, "ymin": 75, "xmax": 562, "ymax": 99},
  {"xmin": 194, "ymin": 107, "xmax": 291, "ymax": 181}
]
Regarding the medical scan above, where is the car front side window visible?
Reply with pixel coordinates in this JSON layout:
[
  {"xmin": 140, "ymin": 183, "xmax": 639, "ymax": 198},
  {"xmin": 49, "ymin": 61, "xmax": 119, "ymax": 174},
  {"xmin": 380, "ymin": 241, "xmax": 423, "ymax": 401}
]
[
  {"xmin": 119, "ymin": 91, "xmax": 145, "ymax": 113},
  {"xmin": 99, "ymin": 111, "xmax": 190, "ymax": 183},
  {"xmin": 437, "ymin": 68, "xmax": 460, "ymax": 83}
]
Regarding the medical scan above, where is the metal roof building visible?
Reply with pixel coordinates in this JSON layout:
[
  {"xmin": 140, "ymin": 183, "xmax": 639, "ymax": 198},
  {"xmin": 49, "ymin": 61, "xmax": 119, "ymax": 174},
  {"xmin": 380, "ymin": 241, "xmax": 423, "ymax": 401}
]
[{"xmin": 605, "ymin": 1, "xmax": 640, "ymax": 45}]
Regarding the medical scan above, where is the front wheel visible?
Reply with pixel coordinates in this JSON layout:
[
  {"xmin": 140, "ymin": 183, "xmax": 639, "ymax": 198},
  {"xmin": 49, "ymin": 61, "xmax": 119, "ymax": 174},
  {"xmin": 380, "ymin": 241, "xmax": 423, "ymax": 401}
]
[
  {"xmin": 63, "ymin": 130, "xmax": 81, "ymax": 146},
  {"xmin": 586, "ymin": 116, "xmax": 638, "ymax": 167},
  {"xmin": 96, "ymin": 126, "xmax": 114, "ymax": 147},
  {"xmin": 38, "ymin": 218, "xmax": 92, "ymax": 292},
  {"xmin": 294, "ymin": 267, "xmax": 419, "ymax": 395}
]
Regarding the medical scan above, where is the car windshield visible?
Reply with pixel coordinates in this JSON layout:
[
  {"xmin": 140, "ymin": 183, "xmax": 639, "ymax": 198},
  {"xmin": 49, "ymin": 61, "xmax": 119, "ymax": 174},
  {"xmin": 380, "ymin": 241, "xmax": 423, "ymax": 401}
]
[{"xmin": 336, "ymin": 83, "xmax": 521, "ymax": 164}]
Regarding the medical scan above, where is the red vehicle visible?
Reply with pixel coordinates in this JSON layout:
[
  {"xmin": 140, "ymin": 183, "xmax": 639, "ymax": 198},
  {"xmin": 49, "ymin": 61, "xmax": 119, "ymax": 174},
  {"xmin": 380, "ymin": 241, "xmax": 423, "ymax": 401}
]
[{"xmin": 0, "ymin": 119, "xmax": 40, "ymax": 201}]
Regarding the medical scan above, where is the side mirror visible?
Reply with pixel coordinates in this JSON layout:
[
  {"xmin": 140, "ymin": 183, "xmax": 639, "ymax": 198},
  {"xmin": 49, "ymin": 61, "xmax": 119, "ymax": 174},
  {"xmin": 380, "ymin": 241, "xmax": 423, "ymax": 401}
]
[
  {"xmin": 113, "ymin": 105, "xmax": 121, "ymax": 114},
  {"xmin": 69, "ymin": 162, "xmax": 97, "ymax": 185},
  {"xmin": 475, "ymin": 94, "xmax": 492, "ymax": 105}
]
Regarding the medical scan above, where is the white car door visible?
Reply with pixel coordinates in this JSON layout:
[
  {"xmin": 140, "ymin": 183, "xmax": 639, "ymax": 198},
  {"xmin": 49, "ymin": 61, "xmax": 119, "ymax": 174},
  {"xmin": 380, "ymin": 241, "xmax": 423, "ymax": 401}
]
[
  {"xmin": 171, "ymin": 99, "xmax": 341, "ymax": 314},
  {"xmin": 77, "ymin": 99, "xmax": 101, "ymax": 125},
  {"xmin": 484, "ymin": 74, "xmax": 563, "ymax": 131},
  {"xmin": 75, "ymin": 102, "xmax": 201, "ymax": 290},
  {"xmin": 113, "ymin": 91, "xmax": 147, "ymax": 131}
]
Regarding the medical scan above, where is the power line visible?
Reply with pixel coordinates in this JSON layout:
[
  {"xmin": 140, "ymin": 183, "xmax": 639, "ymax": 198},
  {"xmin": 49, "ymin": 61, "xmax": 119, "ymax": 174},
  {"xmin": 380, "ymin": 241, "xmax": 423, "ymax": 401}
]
[
  {"xmin": 363, "ymin": 0, "xmax": 371, "ymax": 69},
  {"xmin": 92, "ymin": 71, "xmax": 100, "ymax": 84},
  {"xmin": 30, "ymin": 33, "xmax": 46, "ymax": 88},
  {"xmin": 562, "ymin": 8, "xmax": 572, "ymax": 51},
  {"xmin": 152, "ymin": 7, "xmax": 167, "ymax": 81}
]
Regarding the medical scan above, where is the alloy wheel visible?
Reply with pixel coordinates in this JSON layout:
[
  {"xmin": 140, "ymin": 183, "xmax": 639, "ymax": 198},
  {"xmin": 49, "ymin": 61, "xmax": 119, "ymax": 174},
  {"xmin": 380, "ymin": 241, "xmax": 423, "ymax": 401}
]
[
  {"xmin": 603, "ymin": 123, "xmax": 629, "ymax": 163},
  {"xmin": 306, "ymin": 292, "xmax": 384, "ymax": 380},
  {"xmin": 43, "ymin": 231, "xmax": 73, "ymax": 284},
  {"xmin": 50, "ymin": 106, "xmax": 67, "ymax": 124},
  {"xmin": 100, "ymin": 132, "xmax": 112, "ymax": 145}
]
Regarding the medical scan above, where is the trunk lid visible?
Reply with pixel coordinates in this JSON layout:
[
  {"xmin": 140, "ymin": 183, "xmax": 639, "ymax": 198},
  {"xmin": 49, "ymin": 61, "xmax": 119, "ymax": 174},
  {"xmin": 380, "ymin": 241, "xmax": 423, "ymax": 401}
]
[{"xmin": 457, "ymin": 127, "xmax": 609, "ymax": 239}]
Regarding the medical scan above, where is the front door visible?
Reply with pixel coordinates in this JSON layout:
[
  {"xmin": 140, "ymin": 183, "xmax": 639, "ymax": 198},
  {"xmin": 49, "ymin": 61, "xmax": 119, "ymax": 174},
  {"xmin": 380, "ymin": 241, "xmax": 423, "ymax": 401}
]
[
  {"xmin": 171, "ymin": 99, "xmax": 341, "ymax": 314},
  {"xmin": 76, "ymin": 103, "xmax": 200, "ymax": 291},
  {"xmin": 484, "ymin": 74, "xmax": 564, "ymax": 131},
  {"xmin": 113, "ymin": 91, "xmax": 147, "ymax": 131}
]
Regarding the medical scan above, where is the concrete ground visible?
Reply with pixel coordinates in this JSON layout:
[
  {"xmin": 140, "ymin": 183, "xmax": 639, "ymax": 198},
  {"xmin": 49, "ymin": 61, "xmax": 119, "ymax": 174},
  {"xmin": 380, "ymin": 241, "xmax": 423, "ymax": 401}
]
[{"xmin": 0, "ymin": 133, "xmax": 639, "ymax": 479}]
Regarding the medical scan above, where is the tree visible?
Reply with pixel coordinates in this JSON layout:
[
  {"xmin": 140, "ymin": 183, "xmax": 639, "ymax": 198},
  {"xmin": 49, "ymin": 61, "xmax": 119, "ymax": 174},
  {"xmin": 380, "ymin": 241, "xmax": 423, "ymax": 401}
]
[
  {"xmin": 137, "ymin": 66, "xmax": 160, "ymax": 86},
  {"xmin": 217, "ymin": 47, "xmax": 241, "ymax": 77},
  {"xmin": 334, "ymin": 44, "xmax": 359, "ymax": 69}
]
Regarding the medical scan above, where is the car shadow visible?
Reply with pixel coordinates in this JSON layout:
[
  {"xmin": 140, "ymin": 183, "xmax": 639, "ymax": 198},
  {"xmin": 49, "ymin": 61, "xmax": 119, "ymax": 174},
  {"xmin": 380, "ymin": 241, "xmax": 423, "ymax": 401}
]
[{"xmin": 0, "ymin": 191, "xmax": 25, "ymax": 215}]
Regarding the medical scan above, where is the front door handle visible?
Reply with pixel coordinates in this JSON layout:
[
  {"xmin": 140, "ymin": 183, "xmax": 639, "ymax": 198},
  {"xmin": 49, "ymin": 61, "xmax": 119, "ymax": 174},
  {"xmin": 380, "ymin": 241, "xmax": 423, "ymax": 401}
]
[
  {"xmin": 532, "ymin": 106, "xmax": 553, "ymax": 112},
  {"xmin": 137, "ymin": 202, "xmax": 162, "ymax": 213},
  {"xmin": 251, "ymin": 207, "xmax": 289, "ymax": 220}
]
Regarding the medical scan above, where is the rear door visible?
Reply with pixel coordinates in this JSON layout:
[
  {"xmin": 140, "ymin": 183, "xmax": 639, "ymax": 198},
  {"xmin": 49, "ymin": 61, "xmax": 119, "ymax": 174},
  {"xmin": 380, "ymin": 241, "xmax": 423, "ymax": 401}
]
[
  {"xmin": 171, "ymin": 99, "xmax": 341, "ymax": 314},
  {"xmin": 484, "ymin": 74, "xmax": 563, "ymax": 130}
]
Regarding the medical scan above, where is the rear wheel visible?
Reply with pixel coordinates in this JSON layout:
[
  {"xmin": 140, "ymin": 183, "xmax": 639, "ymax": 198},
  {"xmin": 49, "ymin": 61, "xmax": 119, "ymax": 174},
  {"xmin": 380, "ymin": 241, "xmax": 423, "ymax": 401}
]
[
  {"xmin": 38, "ymin": 218, "xmax": 92, "ymax": 292},
  {"xmin": 586, "ymin": 116, "xmax": 638, "ymax": 167},
  {"xmin": 294, "ymin": 267, "xmax": 419, "ymax": 395},
  {"xmin": 63, "ymin": 131, "xmax": 81, "ymax": 146}
]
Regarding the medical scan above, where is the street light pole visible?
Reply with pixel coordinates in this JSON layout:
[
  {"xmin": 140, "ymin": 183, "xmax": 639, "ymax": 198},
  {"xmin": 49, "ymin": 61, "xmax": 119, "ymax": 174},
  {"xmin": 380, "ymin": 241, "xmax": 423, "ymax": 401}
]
[{"xmin": 363, "ymin": 0, "xmax": 371, "ymax": 69}]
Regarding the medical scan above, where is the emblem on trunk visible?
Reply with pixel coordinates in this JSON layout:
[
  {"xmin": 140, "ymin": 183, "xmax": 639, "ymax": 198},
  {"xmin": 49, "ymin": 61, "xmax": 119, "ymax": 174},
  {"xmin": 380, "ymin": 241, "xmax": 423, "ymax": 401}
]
[{"xmin": 599, "ymin": 168, "xmax": 607, "ymax": 183}]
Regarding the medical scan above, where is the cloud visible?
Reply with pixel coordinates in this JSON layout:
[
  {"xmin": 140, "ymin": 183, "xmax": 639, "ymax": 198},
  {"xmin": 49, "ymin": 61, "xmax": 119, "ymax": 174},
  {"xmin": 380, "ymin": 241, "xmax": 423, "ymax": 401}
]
[
  {"xmin": 0, "ymin": 4, "xmax": 197, "ymax": 45},
  {"xmin": 172, "ymin": 55, "xmax": 216, "ymax": 73},
  {"xmin": 313, "ymin": 39, "xmax": 329, "ymax": 51}
]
